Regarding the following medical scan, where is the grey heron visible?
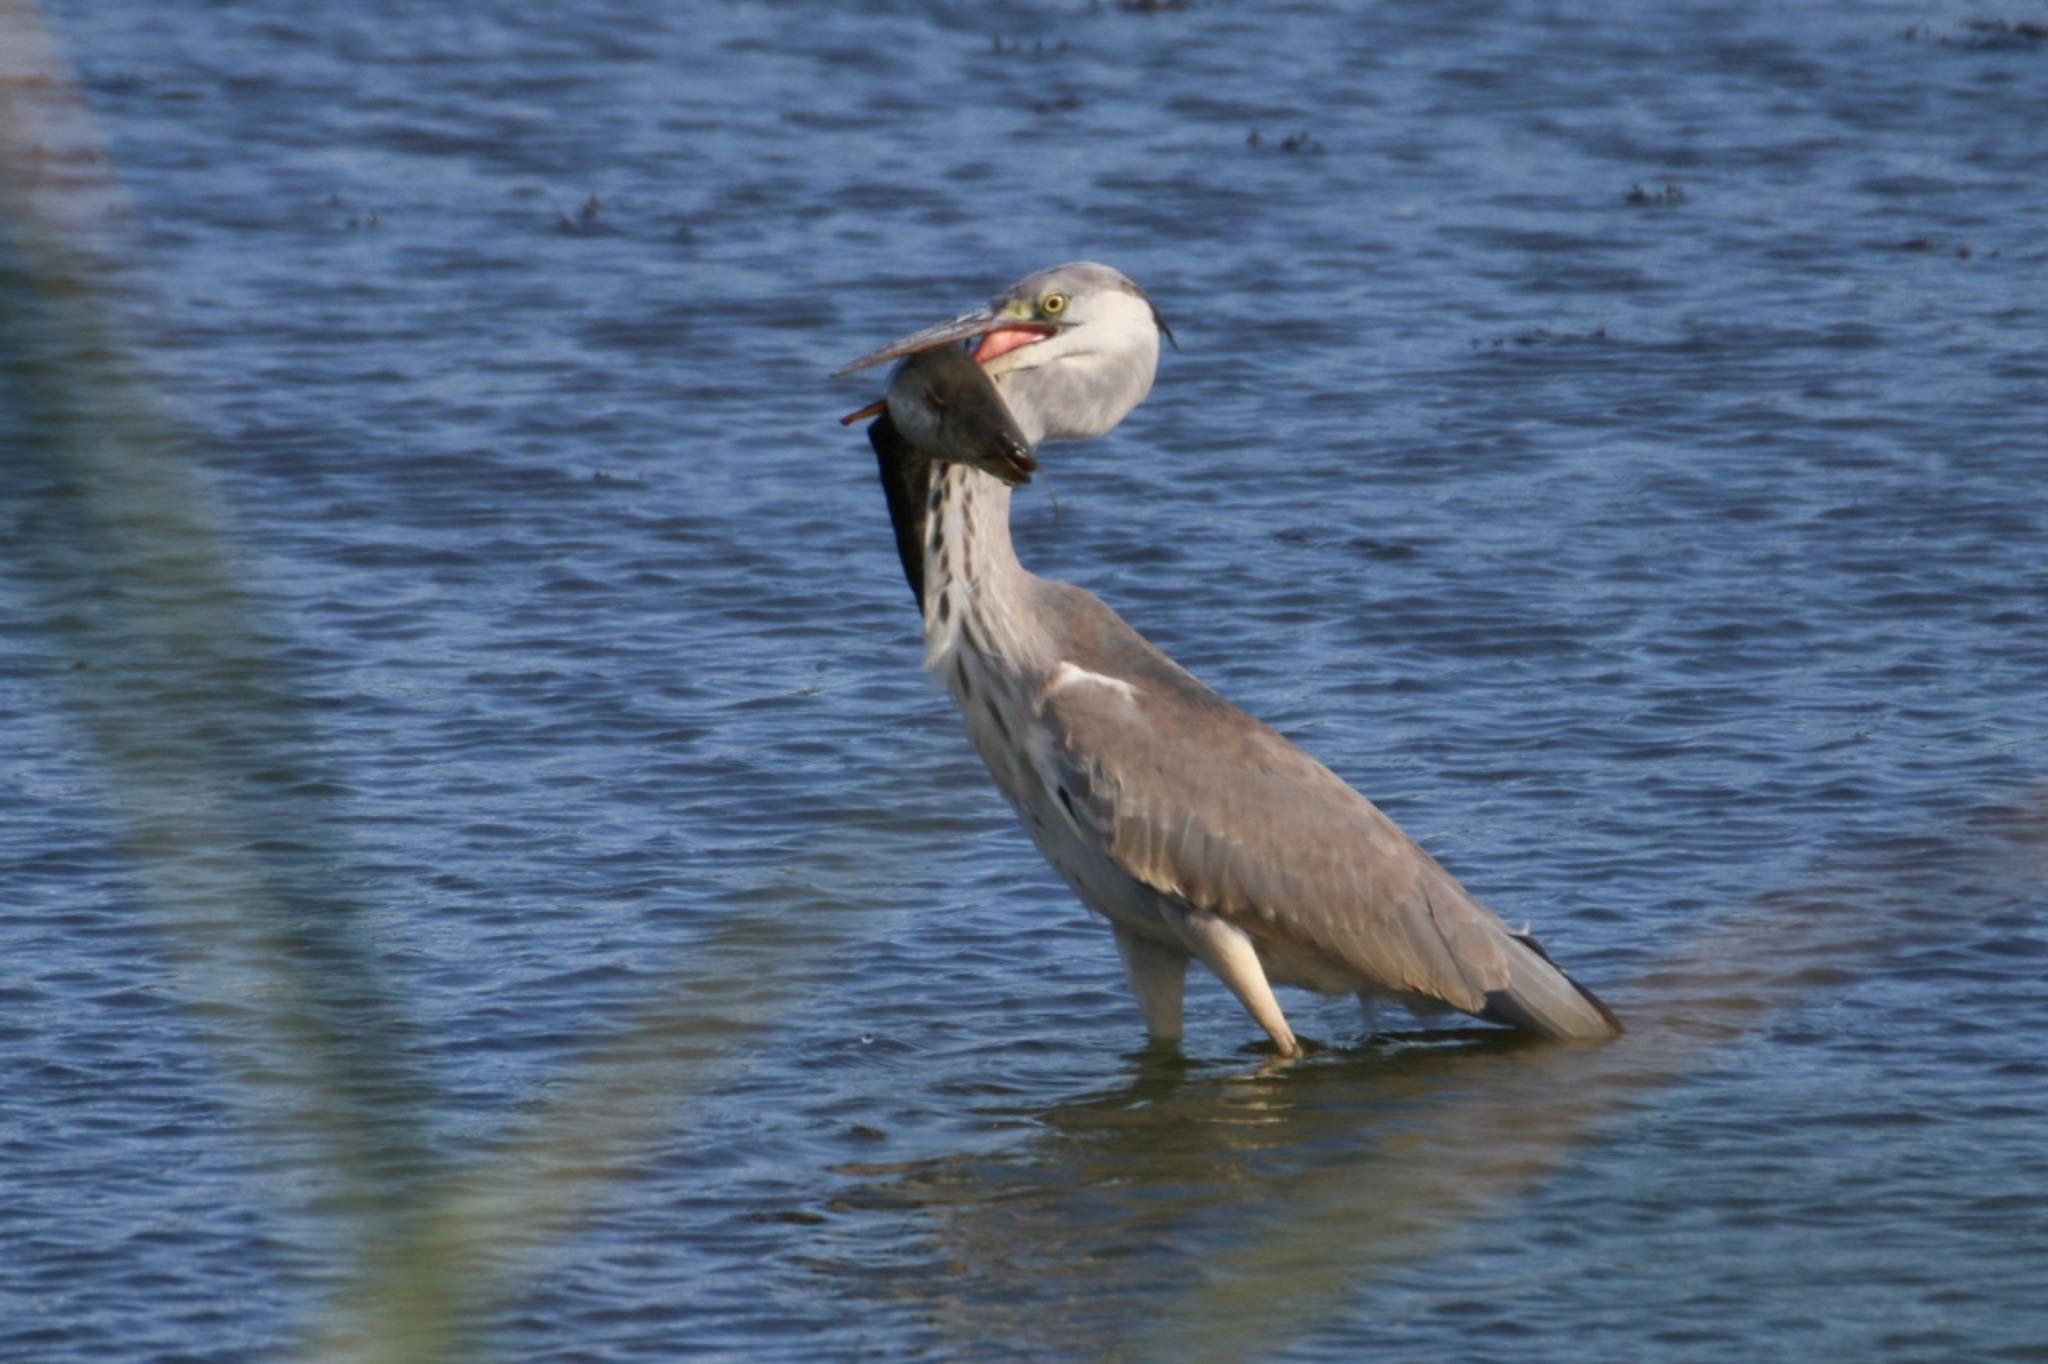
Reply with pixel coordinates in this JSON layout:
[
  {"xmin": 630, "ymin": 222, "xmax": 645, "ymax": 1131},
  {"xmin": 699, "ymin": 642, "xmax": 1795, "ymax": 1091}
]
[{"xmin": 838, "ymin": 262, "xmax": 1621, "ymax": 1055}]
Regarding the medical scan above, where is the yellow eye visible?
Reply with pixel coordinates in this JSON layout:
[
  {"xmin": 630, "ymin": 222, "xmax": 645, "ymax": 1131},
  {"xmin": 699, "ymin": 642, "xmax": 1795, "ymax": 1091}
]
[{"xmin": 1040, "ymin": 292, "xmax": 1068, "ymax": 317}]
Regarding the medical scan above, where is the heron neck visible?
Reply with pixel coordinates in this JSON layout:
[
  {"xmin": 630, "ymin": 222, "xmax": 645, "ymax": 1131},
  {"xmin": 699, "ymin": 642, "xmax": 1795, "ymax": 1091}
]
[{"xmin": 922, "ymin": 462, "xmax": 1035, "ymax": 668}]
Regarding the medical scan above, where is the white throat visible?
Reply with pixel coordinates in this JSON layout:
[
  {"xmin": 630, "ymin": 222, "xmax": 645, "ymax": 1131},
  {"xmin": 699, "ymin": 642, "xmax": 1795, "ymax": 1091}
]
[{"xmin": 986, "ymin": 313, "xmax": 1159, "ymax": 446}]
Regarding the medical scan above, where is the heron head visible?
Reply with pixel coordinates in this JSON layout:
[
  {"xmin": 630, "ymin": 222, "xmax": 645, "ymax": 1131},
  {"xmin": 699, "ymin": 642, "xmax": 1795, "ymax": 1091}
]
[{"xmin": 837, "ymin": 261, "xmax": 1172, "ymax": 450}]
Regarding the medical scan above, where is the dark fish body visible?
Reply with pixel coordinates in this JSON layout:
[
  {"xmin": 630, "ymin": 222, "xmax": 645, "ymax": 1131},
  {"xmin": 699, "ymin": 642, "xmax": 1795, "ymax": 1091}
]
[
  {"xmin": 867, "ymin": 413, "xmax": 934, "ymax": 610},
  {"xmin": 885, "ymin": 346, "xmax": 1036, "ymax": 487},
  {"xmin": 866, "ymin": 345, "xmax": 1035, "ymax": 609}
]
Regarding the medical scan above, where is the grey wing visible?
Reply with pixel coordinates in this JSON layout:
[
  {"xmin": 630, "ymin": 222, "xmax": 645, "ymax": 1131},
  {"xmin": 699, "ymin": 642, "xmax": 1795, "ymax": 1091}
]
[{"xmin": 1033, "ymin": 588, "xmax": 1620, "ymax": 1037}]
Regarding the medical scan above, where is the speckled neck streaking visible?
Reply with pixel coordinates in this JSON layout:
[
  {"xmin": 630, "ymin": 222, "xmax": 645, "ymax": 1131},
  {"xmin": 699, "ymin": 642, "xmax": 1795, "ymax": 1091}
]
[
  {"xmin": 920, "ymin": 461, "xmax": 1042, "ymax": 677},
  {"xmin": 865, "ymin": 413, "xmax": 1048, "ymax": 682}
]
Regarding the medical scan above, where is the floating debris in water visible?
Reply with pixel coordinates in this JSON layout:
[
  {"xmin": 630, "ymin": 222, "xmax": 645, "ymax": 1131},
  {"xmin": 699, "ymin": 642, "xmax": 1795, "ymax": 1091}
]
[
  {"xmin": 1625, "ymin": 181, "xmax": 1686, "ymax": 206},
  {"xmin": 990, "ymin": 36, "xmax": 1070, "ymax": 55},
  {"xmin": 1904, "ymin": 18, "xmax": 2047, "ymax": 48},
  {"xmin": 327, "ymin": 193, "xmax": 380, "ymax": 230},
  {"xmin": 1247, "ymin": 129, "xmax": 1325, "ymax": 153},
  {"xmin": 1469, "ymin": 326, "xmax": 1611, "ymax": 350},
  {"xmin": 557, "ymin": 193, "xmax": 616, "ymax": 236},
  {"xmin": 1887, "ymin": 236, "xmax": 1994, "ymax": 260}
]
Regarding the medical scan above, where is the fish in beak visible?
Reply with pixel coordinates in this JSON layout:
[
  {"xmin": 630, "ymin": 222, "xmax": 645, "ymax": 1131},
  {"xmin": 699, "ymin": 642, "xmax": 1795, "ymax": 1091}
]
[
  {"xmin": 850, "ymin": 346, "xmax": 1035, "ymax": 485},
  {"xmin": 836, "ymin": 302, "xmax": 1051, "ymax": 485}
]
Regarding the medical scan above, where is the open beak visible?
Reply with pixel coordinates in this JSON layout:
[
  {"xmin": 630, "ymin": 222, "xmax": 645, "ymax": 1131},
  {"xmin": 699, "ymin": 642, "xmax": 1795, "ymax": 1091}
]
[
  {"xmin": 836, "ymin": 301, "xmax": 1060, "ymax": 431},
  {"xmin": 833, "ymin": 304, "xmax": 1007, "ymax": 378},
  {"xmin": 834, "ymin": 303, "xmax": 1066, "ymax": 380}
]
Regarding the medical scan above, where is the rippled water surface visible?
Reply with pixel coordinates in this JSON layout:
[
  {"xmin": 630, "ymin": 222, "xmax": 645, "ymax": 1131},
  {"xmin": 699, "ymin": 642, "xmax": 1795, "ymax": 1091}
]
[{"xmin": 4, "ymin": 2, "xmax": 2047, "ymax": 1359}]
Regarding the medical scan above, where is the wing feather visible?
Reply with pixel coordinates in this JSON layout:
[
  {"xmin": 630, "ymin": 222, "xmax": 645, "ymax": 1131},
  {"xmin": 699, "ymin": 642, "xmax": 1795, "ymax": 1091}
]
[{"xmin": 1029, "ymin": 583, "xmax": 1537, "ymax": 1017}]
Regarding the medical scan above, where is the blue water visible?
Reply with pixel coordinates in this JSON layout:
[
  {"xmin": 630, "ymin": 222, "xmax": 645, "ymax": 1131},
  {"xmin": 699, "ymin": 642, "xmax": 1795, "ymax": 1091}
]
[{"xmin": 3, "ymin": 2, "xmax": 2046, "ymax": 1359}]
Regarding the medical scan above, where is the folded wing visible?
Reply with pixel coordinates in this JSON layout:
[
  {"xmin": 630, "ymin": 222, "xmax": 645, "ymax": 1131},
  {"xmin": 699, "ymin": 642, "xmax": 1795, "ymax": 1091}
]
[{"xmin": 1031, "ymin": 583, "xmax": 1620, "ymax": 1039}]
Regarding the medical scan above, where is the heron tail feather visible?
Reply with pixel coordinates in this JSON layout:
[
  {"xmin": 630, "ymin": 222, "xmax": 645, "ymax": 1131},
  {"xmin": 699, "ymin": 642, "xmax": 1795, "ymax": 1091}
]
[{"xmin": 1479, "ymin": 931, "xmax": 1623, "ymax": 1040}]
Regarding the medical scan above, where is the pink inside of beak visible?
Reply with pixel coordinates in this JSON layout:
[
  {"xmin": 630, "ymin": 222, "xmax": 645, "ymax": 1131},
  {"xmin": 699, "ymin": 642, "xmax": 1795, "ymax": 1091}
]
[{"xmin": 972, "ymin": 325, "xmax": 1053, "ymax": 366}]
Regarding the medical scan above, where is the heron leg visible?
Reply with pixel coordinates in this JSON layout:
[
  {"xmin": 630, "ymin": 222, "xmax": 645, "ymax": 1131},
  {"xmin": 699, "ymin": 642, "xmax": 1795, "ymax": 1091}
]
[
  {"xmin": 1114, "ymin": 926, "xmax": 1187, "ymax": 1043},
  {"xmin": 1173, "ymin": 910, "xmax": 1300, "ymax": 1058}
]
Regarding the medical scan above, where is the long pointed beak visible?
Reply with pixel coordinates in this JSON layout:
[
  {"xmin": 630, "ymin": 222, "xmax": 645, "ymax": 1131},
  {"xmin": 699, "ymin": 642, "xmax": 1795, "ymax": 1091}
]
[{"xmin": 832, "ymin": 304, "xmax": 1005, "ymax": 377}]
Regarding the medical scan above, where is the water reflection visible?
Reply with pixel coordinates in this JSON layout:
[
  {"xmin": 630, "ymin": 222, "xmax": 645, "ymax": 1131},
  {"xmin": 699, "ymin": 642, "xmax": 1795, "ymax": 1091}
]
[
  {"xmin": 822, "ymin": 1029, "xmax": 1600, "ymax": 1359},
  {"xmin": 819, "ymin": 791, "xmax": 2047, "ymax": 1361}
]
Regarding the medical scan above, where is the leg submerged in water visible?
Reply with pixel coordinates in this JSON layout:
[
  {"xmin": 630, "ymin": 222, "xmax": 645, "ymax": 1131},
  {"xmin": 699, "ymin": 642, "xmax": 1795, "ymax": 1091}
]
[{"xmin": 1115, "ymin": 925, "xmax": 1188, "ymax": 1045}]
